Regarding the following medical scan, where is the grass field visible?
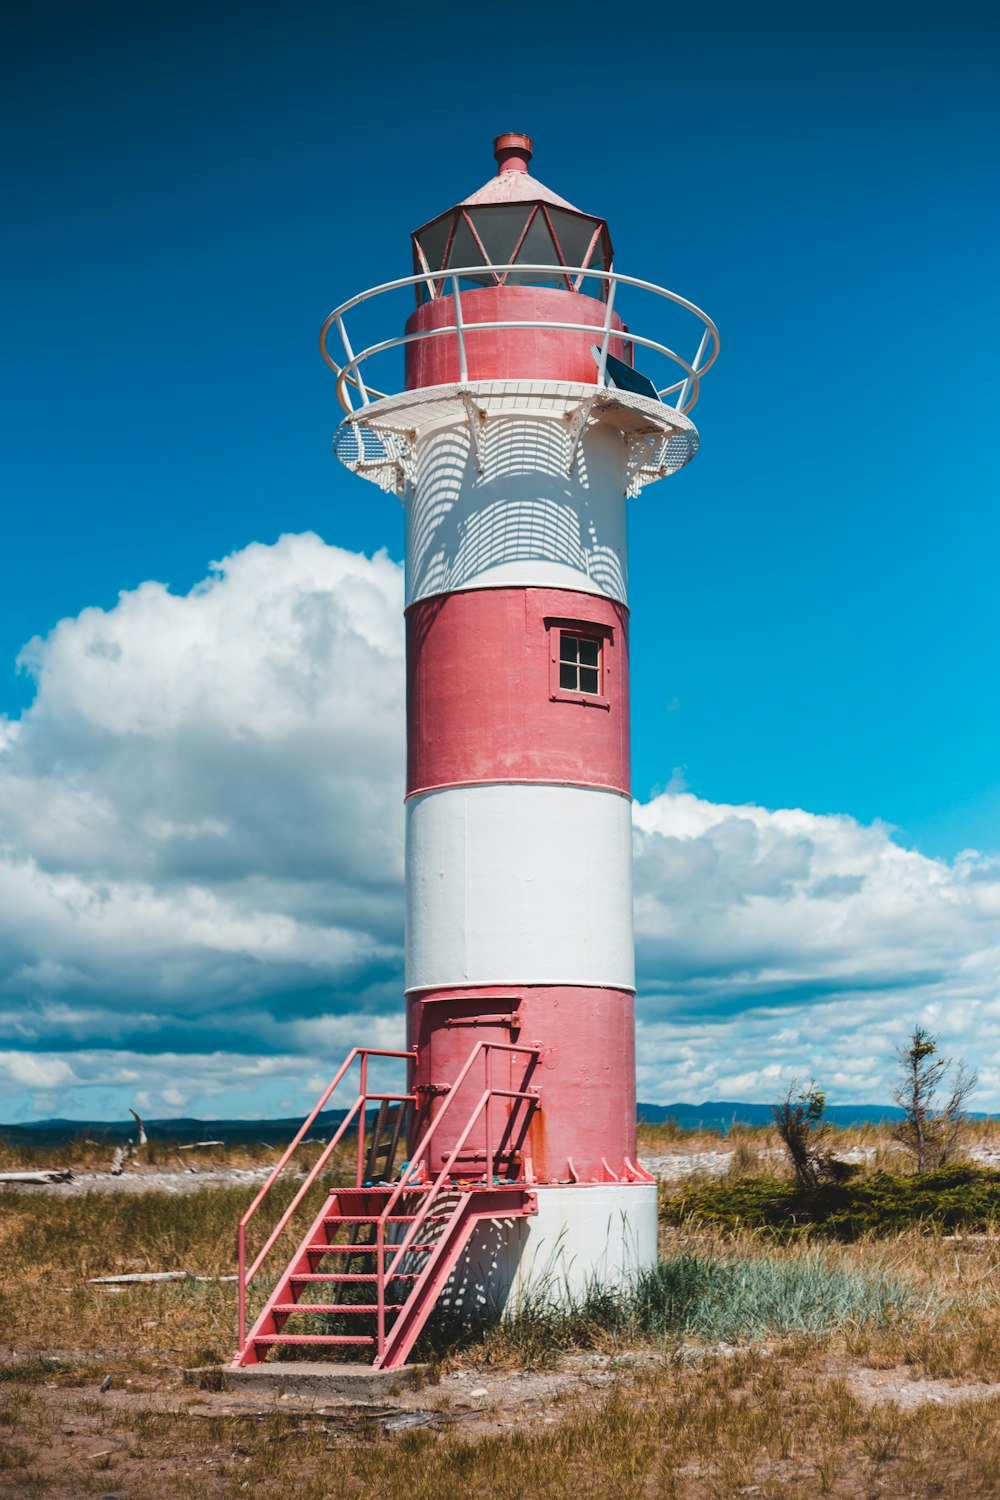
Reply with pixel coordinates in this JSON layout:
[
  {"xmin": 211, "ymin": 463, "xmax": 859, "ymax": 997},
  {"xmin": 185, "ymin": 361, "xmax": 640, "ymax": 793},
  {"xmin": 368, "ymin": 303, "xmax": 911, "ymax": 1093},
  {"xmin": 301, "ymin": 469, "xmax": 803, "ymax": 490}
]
[{"xmin": 2, "ymin": 1127, "xmax": 1000, "ymax": 1497}]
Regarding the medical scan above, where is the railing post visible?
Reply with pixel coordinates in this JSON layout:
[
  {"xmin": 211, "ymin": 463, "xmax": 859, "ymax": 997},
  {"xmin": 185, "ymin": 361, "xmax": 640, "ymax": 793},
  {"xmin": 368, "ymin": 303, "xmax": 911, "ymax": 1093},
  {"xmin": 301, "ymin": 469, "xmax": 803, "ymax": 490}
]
[
  {"xmin": 485, "ymin": 1044, "xmax": 492, "ymax": 1183},
  {"xmin": 377, "ymin": 1220, "xmax": 386, "ymax": 1357},
  {"xmin": 335, "ymin": 314, "xmax": 369, "ymax": 409},
  {"xmin": 237, "ymin": 1225, "xmax": 246, "ymax": 1352},
  {"xmin": 596, "ymin": 269, "xmax": 618, "ymax": 387},
  {"xmin": 357, "ymin": 1052, "xmax": 368, "ymax": 1187},
  {"xmin": 676, "ymin": 324, "xmax": 711, "ymax": 412},
  {"xmin": 450, "ymin": 275, "xmax": 469, "ymax": 382}
]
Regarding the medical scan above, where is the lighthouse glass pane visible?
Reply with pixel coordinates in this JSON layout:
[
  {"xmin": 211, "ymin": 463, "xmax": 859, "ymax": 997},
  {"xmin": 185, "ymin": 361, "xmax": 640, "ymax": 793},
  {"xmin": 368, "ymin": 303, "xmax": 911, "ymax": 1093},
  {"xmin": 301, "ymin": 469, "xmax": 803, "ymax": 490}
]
[
  {"xmin": 560, "ymin": 636, "xmax": 579, "ymax": 664},
  {"xmin": 560, "ymin": 662, "xmax": 577, "ymax": 690},
  {"xmin": 547, "ymin": 209, "xmax": 609, "ymax": 271},
  {"xmin": 447, "ymin": 216, "xmax": 487, "ymax": 272},
  {"xmin": 579, "ymin": 667, "xmax": 599, "ymax": 694},
  {"xmin": 415, "ymin": 215, "xmax": 453, "ymax": 272},
  {"xmin": 466, "ymin": 206, "xmax": 533, "ymax": 266},
  {"xmin": 579, "ymin": 638, "xmax": 600, "ymax": 668},
  {"xmin": 507, "ymin": 213, "xmax": 563, "ymax": 287},
  {"xmin": 442, "ymin": 218, "xmax": 493, "ymax": 290}
]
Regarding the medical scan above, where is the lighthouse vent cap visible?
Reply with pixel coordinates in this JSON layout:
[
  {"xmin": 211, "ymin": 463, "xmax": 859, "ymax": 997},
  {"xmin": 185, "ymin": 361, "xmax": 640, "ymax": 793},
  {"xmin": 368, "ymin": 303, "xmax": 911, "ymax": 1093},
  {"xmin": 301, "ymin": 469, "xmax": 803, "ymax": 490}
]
[{"xmin": 494, "ymin": 132, "xmax": 533, "ymax": 174}]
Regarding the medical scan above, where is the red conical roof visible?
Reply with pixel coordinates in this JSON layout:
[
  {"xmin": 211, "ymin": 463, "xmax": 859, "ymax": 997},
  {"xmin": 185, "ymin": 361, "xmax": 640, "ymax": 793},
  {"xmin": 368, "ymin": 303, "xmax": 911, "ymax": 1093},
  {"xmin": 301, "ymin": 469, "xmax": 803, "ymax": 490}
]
[{"xmin": 460, "ymin": 134, "xmax": 582, "ymax": 212}]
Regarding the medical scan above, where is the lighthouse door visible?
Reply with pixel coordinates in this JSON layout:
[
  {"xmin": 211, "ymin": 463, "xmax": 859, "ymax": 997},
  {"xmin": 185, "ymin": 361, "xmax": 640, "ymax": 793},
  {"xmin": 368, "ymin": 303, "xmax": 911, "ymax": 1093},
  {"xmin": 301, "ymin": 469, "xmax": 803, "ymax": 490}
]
[{"xmin": 423, "ymin": 998, "xmax": 519, "ymax": 1180}]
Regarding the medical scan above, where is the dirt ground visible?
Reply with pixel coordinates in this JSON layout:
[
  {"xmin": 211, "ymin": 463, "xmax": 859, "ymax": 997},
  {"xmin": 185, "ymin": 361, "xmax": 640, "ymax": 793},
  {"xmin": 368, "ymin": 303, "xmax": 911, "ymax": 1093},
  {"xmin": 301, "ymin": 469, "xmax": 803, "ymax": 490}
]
[
  {"xmin": 6, "ymin": 1348, "xmax": 1000, "ymax": 1500},
  {"xmin": 5, "ymin": 1144, "xmax": 1000, "ymax": 1496},
  {"xmin": 2, "ymin": 1346, "xmax": 661, "ymax": 1498}
]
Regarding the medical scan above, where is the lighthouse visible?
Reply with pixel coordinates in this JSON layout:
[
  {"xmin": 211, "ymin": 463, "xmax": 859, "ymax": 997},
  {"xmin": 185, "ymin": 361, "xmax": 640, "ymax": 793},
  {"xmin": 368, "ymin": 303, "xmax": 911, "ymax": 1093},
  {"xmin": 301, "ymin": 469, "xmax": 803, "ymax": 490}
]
[{"xmin": 234, "ymin": 135, "xmax": 718, "ymax": 1369}]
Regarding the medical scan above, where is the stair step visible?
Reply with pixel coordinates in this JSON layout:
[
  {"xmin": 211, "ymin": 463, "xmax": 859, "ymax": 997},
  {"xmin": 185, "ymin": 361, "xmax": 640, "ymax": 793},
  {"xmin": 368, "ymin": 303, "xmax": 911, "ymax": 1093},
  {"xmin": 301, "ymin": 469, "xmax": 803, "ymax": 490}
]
[
  {"xmin": 321, "ymin": 1214, "xmax": 454, "ymax": 1225},
  {"xmin": 308, "ymin": 1242, "xmax": 436, "ymax": 1254},
  {"xmin": 289, "ymin": 1273, "xmax": 420, "ymax": 1283},
  {"xmin": 303, "ymin": 1245, "xmax": 376, "ymax": 1256},
  {"xmin": 252, "ymin": 1334, "xmax": 375, "ymax": 1347},
  {"xmin": 272, "ymin": 1303, "xmax": 385, "ymax": 1315},
  {"xmin": 321, "ymin": 1215, "xmax": 418, "ymax": 1224}
]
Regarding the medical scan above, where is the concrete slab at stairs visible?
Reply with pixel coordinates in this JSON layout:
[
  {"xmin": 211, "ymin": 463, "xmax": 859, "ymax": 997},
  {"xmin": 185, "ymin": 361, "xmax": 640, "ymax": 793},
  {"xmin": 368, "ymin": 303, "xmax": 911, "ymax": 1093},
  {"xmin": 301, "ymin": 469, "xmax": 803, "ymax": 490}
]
[{"xmin": 212, "ymin": 1361, "xmax": 431, "ymax": 1399}]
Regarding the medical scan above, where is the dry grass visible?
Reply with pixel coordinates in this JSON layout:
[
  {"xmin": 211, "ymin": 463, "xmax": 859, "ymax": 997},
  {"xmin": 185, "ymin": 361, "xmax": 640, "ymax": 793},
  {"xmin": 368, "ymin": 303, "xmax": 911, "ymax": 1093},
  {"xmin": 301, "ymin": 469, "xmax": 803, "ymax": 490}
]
[
  {"xmin": 635, "ymin": 1116, "xmax": 1000, "ymax": 1191},
  {"xmin": 0, "ymin": 1161, "xmax": 353, "ymax": 1381},
  {"xmin": 635, "ymin": 1117, "xmax": 727, "ymax": 1153},
  {"xmin": 6, "ymin": 1115, "xmax": 996, "ymax": 1181}
]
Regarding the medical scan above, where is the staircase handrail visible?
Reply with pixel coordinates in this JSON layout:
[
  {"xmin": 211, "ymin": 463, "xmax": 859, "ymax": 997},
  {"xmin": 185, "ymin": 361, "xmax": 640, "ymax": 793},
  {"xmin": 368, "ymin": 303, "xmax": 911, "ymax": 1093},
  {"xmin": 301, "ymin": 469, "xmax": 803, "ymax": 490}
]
[
  {"xmin": 237, "ymin": 1045, "xmax": 415, "ymax": 1349},
  {"xmin": 380, "ymin": 1039, "xmax": 538, "ymax": 1217},
  {"xmin": 375, "ymin": 1040, "xmax": 540, "ymax": 1321},
  {"xmin": 381, "ymin": 1080, "xmax": 537, "ymax": 1282}
]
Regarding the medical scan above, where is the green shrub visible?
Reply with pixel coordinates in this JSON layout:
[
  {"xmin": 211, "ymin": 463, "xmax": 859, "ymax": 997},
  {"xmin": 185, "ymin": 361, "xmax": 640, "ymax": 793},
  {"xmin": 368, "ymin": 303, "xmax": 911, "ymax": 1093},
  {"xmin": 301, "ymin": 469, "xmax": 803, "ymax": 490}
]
[{"xmin": 662, "ymin": 1165, "xmax": 1000, "ymax": 1240}]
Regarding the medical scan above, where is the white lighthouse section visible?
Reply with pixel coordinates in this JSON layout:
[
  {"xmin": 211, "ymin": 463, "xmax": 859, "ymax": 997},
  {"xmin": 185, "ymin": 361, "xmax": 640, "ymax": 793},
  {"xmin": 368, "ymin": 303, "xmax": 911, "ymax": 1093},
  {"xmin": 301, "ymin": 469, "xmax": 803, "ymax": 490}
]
[
  {"xmin": 406, "ymin": 411, "xmax": 629, "ymax": 606},
  {"xmin": 405, "ymin": 783, "xmax": 634, "ymax": 991},
  {"xmin": 444, "ymin": 1182, "xmax": 660, "ymax": 1321}
]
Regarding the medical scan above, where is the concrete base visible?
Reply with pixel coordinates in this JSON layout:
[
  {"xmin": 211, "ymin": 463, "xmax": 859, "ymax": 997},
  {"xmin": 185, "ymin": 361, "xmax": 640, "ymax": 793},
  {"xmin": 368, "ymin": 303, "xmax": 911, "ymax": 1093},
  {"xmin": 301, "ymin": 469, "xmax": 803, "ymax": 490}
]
[
  {"xmin": 213, "ymin": 1362, "xmax": 429, "ymax": 1400},
  {"xmin": 442, "ymin": 1181, "xmax": 658, "ymax": 1322}
]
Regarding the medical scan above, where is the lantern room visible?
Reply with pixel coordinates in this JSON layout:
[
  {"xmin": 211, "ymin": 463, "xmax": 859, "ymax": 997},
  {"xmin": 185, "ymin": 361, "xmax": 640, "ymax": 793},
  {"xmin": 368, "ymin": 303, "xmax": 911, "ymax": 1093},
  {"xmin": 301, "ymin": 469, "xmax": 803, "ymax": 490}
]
[
  {"xmin": 404, "ymin": 132, "xmax": 627, "ymax": 388},
  {"xmin": 411, "ymin": 132, "xmax": 613, "ymax": 297}
]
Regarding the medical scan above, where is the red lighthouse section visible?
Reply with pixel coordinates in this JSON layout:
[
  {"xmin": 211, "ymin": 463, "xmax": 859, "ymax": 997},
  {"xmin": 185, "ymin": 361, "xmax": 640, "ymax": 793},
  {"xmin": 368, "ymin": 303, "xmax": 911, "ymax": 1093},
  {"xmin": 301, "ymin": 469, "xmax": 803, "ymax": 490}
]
[
  {"xmin": 408, "ymin": 984, "xmax": 637, "ymax": 1184},
  {"xmin": 405, "ymin": 134, "xmax": 628, "ymax": 388},
  {"xmin": 406, "ymin": 587, "xmax": 630, "ymax": 798}
]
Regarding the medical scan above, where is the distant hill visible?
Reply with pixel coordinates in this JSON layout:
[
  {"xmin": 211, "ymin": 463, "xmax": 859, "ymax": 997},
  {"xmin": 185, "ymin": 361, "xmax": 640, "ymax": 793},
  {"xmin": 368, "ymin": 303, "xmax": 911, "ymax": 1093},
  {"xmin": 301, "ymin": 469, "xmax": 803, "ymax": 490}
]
[
  {"xmin": 2, "ymin": 1099, "xmax": 982, "ymax": 1150},
  {"xmin": 0, "ymin": 1111, "xmax": 357, "ymax": 1149},
  {"xmin": 636, "ymin": 1101, "xmax": 914, "ymax": 1132}
]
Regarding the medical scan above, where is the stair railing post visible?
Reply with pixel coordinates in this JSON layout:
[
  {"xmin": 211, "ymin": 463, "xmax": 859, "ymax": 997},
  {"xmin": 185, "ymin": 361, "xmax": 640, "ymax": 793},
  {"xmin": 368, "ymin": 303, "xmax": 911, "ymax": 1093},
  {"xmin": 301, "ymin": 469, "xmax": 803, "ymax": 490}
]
[
  {"xmin": 484, "ymin": 1043, "xmax": 492, "ymax": 1184},
  {"xmin": 379, "ymin": 1040, "xmax": 541, "ymax": 1278},
  {"xmin": 357, "ymin": 1051, "xmax": 369, "ymax": 1187},
  {"xmin": 237, "ymin": 1224, "xmax": 246, "ymax": 1352},
  {"xmin": 376, "ymin": 1219, "xmax": 386, "ymax": 1357}
]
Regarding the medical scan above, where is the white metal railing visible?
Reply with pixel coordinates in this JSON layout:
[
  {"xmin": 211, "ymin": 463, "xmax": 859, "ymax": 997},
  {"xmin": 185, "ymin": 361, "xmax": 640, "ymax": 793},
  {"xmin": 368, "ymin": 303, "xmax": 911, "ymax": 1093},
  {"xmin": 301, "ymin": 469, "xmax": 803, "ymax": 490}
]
[{"xmin": 319, "ymin": 265, "xmax": 719, "ymax": 418}]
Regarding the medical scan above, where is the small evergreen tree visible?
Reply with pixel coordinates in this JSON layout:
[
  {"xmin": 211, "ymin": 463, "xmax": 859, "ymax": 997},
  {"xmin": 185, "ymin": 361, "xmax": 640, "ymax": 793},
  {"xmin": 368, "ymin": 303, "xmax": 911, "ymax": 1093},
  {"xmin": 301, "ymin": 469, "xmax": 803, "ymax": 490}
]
[
  {"xmin": 772, "ymin": 1082, "xmax": 834, "ymax": 1190},
  {"xmin": 892, "ymin": 1025, "xmax": 978, "ymax": 1172}
]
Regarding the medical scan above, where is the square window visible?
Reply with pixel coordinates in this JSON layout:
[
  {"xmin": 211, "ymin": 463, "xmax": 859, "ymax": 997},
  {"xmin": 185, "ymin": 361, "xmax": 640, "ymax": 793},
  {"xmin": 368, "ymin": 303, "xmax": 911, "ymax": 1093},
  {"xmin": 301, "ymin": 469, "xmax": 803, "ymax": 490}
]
[{"xmin": 557, "ymin": 631, "xmax": 602, "ymax": 695}]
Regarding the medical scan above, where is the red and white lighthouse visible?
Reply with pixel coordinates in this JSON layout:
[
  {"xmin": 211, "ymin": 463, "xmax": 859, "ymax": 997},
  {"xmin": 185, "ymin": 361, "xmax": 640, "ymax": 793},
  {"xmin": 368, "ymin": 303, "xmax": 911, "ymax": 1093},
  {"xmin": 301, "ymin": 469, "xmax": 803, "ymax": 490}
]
[{"xmin": 234, "ymin": 135, "xmax": 718, "ymax": 1368}]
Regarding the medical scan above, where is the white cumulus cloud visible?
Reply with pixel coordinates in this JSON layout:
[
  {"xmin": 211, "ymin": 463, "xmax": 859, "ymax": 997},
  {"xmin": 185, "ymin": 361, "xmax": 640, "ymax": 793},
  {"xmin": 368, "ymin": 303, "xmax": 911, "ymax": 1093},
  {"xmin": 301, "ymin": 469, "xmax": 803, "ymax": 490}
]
[
  {"xmin": 0, "ymin": 534, "xmax": 997, "ymax": 1121},
  {"xmin": 633, "ymin": 794, "xmax": 1000, "ymax": 1106},
  {"xmin": 0, "ymin": 534, "xmax": 408, "ymax": 1119}
]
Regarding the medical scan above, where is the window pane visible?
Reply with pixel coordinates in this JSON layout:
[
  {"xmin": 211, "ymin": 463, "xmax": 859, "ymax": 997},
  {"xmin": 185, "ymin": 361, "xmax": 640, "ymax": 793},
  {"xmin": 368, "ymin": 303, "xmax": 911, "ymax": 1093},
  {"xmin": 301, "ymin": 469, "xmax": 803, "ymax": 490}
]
[
  {"xmin": 559, "ymin": 635, "xmax": 578, "ymax": 663},
  {"xmin": 546, "ymin": 208, "xmax": 607, "ymax": 269},
  {"xmin": 579, "ymin": 667, "xmax": 599, "ymax": 695},
  {"xmin": 578, "ymin": 638, "xmax": 600, "ymax": 667},
  {"xmin": 415, "ymin": 214, "xmax": 453, "ymax": 273},
  {"xmin": 559, "ymin": 663, "xmax": 578, "ymax": 690},
  {"xmin": 447, "ymin": 214, "xmax": 488, "ymax": 272},
  {"xmin": 467, "ymin": 205, "xmax": 531, "ymax": 265},
  {"xmin": 507, "ymin": 209, "xmax": 564, "ymax": 287}
]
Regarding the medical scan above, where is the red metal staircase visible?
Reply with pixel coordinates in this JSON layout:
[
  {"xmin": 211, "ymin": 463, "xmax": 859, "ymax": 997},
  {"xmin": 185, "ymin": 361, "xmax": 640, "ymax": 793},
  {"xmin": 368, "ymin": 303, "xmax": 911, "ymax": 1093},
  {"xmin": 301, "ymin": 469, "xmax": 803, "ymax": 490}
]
[{"xmin": 234, "ymin": 1041, "xmax": 540, "ymax": 1370}]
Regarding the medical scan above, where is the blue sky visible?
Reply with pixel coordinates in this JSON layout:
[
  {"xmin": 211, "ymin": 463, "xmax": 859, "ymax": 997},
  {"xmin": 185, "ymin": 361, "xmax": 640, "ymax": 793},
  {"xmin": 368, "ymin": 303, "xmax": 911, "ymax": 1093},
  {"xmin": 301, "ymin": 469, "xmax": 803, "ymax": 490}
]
[{"xmin": 1, "ymin": 0, "xmax": 998, "ymax": 1121}]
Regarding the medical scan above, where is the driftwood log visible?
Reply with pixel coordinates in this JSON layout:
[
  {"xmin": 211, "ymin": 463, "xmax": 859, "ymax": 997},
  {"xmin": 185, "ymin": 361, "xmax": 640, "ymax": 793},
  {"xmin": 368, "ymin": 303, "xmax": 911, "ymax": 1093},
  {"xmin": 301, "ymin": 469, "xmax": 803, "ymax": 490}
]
[
  {"xmin": 89, "ymin": 1271, "xmax": 239, "ymax": 1285},
  {"xmin": 0, "ymin": 1169, "xmax": 73, "ymax": 1185}
]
